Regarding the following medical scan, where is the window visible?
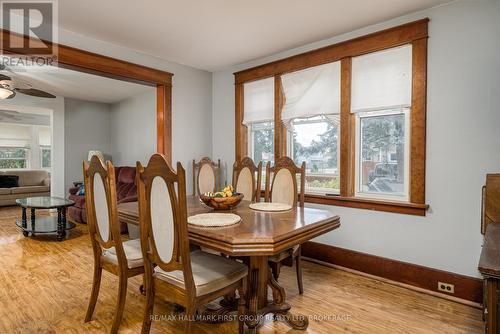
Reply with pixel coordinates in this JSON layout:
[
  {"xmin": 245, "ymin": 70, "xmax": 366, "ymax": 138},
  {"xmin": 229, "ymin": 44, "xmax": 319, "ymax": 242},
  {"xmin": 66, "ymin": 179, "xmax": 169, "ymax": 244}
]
[
  {"xmin": 289, "ymin": 116, "xmax": 340, "ymax": 194},
  {"xmin": 243, "ymin": 77, "xmax": 274, "ymax": 165},
  {"xmin": 248, "ymin": 121, "xmax": 274, "ymax": 164},
  {"xmin": 234, "ymin": 19, "xmax": 428, "ymax": 215},
  {"xmin": 281, "ymin": 61, "xmax": 341, "ymax": 195},
  {"xmin": 38, "ymin": 126, "xmax": 52, "ymax": 169},
  {"xmin": 355, "ymin": 109, "xmax": 409, "ymax": 200},
  {"xmin": 351, "ymin": 45, "xmax": 412, "ymax": 201},
  {"xmin": 0, "ymin": 147, "xmax": 29, "ymax": 169},
  {"xmin": 243, "ymin": 78, "xmax": 275, "ymax": 185},
  {"xmin": 40, "ymin": 146, "xmax": 51, "ymax": 169},
  {"xmin": 248, "ymin": 121, "xmax": 274, "ymax": 187}
]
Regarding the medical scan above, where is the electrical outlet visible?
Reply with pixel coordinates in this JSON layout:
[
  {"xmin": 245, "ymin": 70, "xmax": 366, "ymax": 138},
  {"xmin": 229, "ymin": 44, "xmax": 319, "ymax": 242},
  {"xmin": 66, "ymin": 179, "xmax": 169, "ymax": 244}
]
[{"xmin": 438, "ymin": 282, "xmax": 455, "ymax": 294}]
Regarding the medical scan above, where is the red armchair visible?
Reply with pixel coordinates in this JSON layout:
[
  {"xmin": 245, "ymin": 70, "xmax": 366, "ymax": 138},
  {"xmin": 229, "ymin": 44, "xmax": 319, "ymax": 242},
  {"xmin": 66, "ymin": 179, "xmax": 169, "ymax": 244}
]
[{"xmin": 68, "ymin": 166, "xmax": 137, "ymax": 224}]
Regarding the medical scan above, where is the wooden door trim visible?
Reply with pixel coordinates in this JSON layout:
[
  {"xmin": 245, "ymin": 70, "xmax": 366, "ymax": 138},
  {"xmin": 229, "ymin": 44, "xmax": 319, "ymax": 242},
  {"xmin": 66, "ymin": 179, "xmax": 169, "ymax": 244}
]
[{"xmin": 0, "ymin": 28, "xmax": 173, "ymax": 163}]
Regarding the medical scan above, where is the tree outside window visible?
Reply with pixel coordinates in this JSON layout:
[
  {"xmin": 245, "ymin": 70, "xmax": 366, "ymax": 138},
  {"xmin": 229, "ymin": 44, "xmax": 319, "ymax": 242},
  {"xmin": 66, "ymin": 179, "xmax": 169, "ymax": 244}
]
[
  {"xmin": 0, "ymin": 147, "xmax": 28, "ymax": 169},
  {"xmin": 290, "ymin": 116, "xmax": 340, "ymax": 194}
]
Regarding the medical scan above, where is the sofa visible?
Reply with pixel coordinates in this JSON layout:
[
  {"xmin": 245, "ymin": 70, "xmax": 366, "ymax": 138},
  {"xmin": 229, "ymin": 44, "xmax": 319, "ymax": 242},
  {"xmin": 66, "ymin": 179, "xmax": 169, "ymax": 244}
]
[
  {"xmin": 0, "ymin": 170, "xmax": 51, "ymax": 206},
  {"xmin": 68, "ymin": 166, "xmax": 137, "ymax": 224}
]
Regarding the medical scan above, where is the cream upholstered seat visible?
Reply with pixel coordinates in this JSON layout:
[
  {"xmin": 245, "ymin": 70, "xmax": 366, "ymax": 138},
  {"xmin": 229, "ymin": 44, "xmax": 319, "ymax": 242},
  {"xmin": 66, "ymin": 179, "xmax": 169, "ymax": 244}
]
[
  {"xmin": 192, "ymin": 157, "xmax": 220, "ymax": 196},
  {"xmin": 269, "ymin": 168, "xmax": 296, "ymax": 206},
  {"xmin": 232, "ymin": 157, "xmax": 262, "ymax": 202},
  {"xmin": 198, "ymin": 164, "xmax": 216, "ymax": 195},
  {"xmin": 235, "ymin": 167, "xmax": 253, "ymax": 200},
  {"xmin": 267, "ymin": 167, "xmax": 298, "ymax": 262},
  {"xmin": 265, "ymin": 157, "xmax": 306, "ymax": 295},
  {"xmin": 83, "ymin": 156, "xmax": 145, "ymax": 334},
  {"xmin": 138, "ymin": 154, "xmax": 247, "ymax": 334},
  {"xmin": 154, "ymin": 250, "xmax": 247, "ymax": 296},
  {"xmin": 102, "ymin": 239, "xmax": 143, "ymax": 268}
]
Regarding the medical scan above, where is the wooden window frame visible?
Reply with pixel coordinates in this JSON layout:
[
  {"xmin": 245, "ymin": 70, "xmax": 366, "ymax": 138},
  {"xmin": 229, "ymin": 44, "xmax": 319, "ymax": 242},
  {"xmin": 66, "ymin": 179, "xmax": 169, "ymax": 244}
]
[
  {"xmin": 234, "ymin": 19, "xmax": 429, "ymax": 216},
  {"xmin": 0, "ymin": 29, "xmax": 173, "ymax": 163}
]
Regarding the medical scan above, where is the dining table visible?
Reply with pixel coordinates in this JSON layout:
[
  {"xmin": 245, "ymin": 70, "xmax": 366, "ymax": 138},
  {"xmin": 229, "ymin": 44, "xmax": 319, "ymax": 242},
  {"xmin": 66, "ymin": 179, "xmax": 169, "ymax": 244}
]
[{"xmin": 117, "ymin": 196, "xmax": 341, "ymax": 331}]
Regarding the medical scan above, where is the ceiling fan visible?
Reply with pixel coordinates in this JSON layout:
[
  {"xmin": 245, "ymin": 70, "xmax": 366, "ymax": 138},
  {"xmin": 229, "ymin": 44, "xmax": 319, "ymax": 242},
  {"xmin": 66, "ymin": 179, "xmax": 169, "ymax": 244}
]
[{"xmin": 0, "ymin": 64, "xmax": 56, "ymax": 100}]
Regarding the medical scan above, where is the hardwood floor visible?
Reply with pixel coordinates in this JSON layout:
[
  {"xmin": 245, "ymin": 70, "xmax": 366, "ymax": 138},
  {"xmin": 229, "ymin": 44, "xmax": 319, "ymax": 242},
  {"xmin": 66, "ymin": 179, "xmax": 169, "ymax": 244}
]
[{"xmin": 0, "ymin": 206, "xmax": 482, "ymax": 333}]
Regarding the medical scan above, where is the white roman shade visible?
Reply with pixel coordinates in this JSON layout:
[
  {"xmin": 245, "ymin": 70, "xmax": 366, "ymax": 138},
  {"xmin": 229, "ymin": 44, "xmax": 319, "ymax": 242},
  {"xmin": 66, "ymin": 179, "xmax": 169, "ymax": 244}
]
[
  {"xmin": 243, "ymin": 77, "xmax": 274, "ymax": 125},
  {"xmin": 281, "ymin": 61, "xmax": 341, "ymax": 128},
  {"xmin": 38, "ymin": 126, "xmax": 51, "ymax": 146},
  {"xmin": 351, "ymin": 44, "xmax": 412, "ymax": 113},
  {"xmin": 0, "ymin": 123, "xmax": 31, "ymax": 147}
]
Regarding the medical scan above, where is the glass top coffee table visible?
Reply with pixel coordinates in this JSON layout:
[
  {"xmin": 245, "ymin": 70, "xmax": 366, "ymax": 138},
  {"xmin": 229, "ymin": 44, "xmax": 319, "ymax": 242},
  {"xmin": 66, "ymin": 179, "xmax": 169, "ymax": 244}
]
[{"xmin": 15, "ymin": 197, "xmax": 76, "ymax": 241}]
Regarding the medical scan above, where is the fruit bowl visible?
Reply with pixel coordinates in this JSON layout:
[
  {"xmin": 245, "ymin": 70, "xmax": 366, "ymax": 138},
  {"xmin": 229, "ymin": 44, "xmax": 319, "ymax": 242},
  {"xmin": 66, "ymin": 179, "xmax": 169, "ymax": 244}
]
[
  {"xmin": 199, "ymin": 193, "xmax": 244, "ymax": 210},
  {"xmin": 199, "ymin": 186, "xmax": 244, "ymax": 210}
]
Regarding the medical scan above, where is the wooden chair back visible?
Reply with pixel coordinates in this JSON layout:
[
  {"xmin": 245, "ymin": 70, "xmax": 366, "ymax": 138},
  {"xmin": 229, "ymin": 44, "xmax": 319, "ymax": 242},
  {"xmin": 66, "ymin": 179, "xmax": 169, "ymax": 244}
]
[
  {"xmin": 83, "ymin": 156, "xmax": 126, "ymax": 261},
  {"xmin": 482, "ymin": 174, "xmax": 500, "ymax": 234},
  {"xmin": 265, "ymin": 156, "xmax": 305, "ymax": 207},
  {"xmin": 232, "ymin": 157, "xmax": 262, "ymax": 202},
  {"xmin": 137, "ymin": 154, "xmax": 196, "ymax": 295},
  {"xmin": 192, "ymin": 157, "xmax": 221, "ymax": 196}
]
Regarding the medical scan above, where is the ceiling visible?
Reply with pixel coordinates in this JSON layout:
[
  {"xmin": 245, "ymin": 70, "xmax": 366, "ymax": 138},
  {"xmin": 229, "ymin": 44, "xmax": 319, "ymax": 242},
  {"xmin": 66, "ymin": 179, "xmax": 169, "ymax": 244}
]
[
  {"xmin": 58, "ymin": 0, "xmax": 451, "ymax": 71},
  {"xmin": 0, "ymin": 61, "xmax": 152, "ymax": 104}
]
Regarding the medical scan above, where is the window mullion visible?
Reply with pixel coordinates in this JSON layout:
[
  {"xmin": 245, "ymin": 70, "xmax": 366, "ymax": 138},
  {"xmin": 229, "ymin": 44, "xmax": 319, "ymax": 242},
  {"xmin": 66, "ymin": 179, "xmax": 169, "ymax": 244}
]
[
  {"xmin": 274, "ymin": 75, "xmax": 285, "ymax": 159},
  {"xmin": 340, "ymin": 57, "xmax": 353, "ymax": 197}
]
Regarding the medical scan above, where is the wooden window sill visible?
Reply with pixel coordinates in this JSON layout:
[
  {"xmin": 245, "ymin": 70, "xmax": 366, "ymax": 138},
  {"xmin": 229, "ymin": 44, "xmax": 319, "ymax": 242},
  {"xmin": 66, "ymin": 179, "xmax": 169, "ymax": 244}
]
[{"xmin": 304, "ymin": 194, "xmax": 429, "ymax": 216}]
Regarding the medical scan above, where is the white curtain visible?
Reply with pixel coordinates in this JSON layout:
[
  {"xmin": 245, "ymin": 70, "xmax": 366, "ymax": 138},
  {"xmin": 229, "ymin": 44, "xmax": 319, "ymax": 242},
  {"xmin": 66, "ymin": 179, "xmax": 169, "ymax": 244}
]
[
  {"xmin": 243, "ymin": 77, "xmax": 274, "ymax": 125},
  {"xmin": 281, "ymin": 61, "xmax": 341, "ymax": 128},
  {"xmin": 351, "ymin": 44, "xmax": 412, "ymax": 113}
]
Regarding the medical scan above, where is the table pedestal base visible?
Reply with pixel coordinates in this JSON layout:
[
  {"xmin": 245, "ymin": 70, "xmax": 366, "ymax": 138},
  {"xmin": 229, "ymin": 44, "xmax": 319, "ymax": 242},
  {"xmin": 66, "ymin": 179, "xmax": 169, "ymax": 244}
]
[
  {"xmin": 199, "ymin": 255, "xmax": 309, "ymax": 331},
  {"xmin": 245, "ymin": 265, "xmax": 309, "ymax": 331},
  {"xmin": 201, "ymin": 295, "xmax": 239, "ymax": 323}
]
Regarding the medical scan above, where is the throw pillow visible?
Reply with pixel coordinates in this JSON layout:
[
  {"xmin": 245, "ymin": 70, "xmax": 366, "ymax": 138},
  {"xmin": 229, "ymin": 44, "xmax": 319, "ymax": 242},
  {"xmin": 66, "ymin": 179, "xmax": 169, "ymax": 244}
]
[
  {"xmin": 76, "ymin": 185, "xmax": 85, "ymax": 196},
  {"xmin": 0, "ymin": 175, "xmax": 19, "ymax": 188}
]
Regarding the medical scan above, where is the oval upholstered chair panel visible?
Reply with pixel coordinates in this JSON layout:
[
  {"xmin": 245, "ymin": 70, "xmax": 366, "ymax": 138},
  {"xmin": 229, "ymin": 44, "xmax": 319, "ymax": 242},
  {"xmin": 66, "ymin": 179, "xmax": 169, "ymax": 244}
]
[
  {"xmin": 93, "ymin": 173, "xmax": 110, "ymax": 243},
  {"xmin": 271, "ymin": 168, "xmax": 295, "ymax": 206},
  {"xmin": 150, "ymin": 176, "xmax": 175, "ymax": 263},
  {"xmin": 236, "ymin": 167, "xmax": 253, "ymax": 201},
  {"xmin": 198, "ymin": 164, "xmax": 216, "ymax": 195}
]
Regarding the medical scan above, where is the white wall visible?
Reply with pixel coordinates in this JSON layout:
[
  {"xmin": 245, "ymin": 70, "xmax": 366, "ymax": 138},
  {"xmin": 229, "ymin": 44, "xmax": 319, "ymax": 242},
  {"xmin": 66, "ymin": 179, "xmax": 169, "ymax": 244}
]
[
  {"xmin": 171, "ymin": 64, "xmax": 213, "ymax": 193},
  {"xmin": 109, "ymin": 73, "xmax": 212, "ymax": 194},
  {"xmin": 212, "ymin": 0, "xmax": 500, "ymax": 277},
  {"xmin": 64, "ymin": 98, "xmax": 111, "ymax": 191},
  {"xmin": 110, "ymin": 89, "xmax": 156, "ymax": 166}
]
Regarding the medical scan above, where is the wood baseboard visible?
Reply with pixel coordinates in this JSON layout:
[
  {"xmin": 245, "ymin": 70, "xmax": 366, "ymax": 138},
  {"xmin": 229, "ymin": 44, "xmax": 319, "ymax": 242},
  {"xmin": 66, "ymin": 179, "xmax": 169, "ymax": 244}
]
[{"xmin": 302, "ymin": 241, "xmax": 483, "ymax": 304}]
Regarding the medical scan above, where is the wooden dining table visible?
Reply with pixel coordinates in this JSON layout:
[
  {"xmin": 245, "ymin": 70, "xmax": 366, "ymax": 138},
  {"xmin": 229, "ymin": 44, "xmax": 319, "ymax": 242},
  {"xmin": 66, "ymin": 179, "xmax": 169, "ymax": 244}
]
[{"xmin": 118, "ymin": 196, "xmax": 340, "ymax": 331}]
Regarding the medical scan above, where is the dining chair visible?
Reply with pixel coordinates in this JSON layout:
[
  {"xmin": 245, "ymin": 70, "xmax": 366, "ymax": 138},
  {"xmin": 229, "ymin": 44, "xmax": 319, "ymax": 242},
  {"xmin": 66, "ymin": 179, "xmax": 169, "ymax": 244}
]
[
  {"xmin": 138, "ymin": 154, "xmax": 248, "ymax": 334},
  {"xmin": 83, "ymin": 156, "xmax": 144, "ymax": 334},
  {"xmin": 232, "ymin": 157, "xmax": 262, "ymax": 202},
  {"xmin": 265, "ymin": 156, "xmax": 306, "ymax": 294},
  {"xmin": 192, "ymin": 157, "xmax": 221, "ymax": 196}
]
